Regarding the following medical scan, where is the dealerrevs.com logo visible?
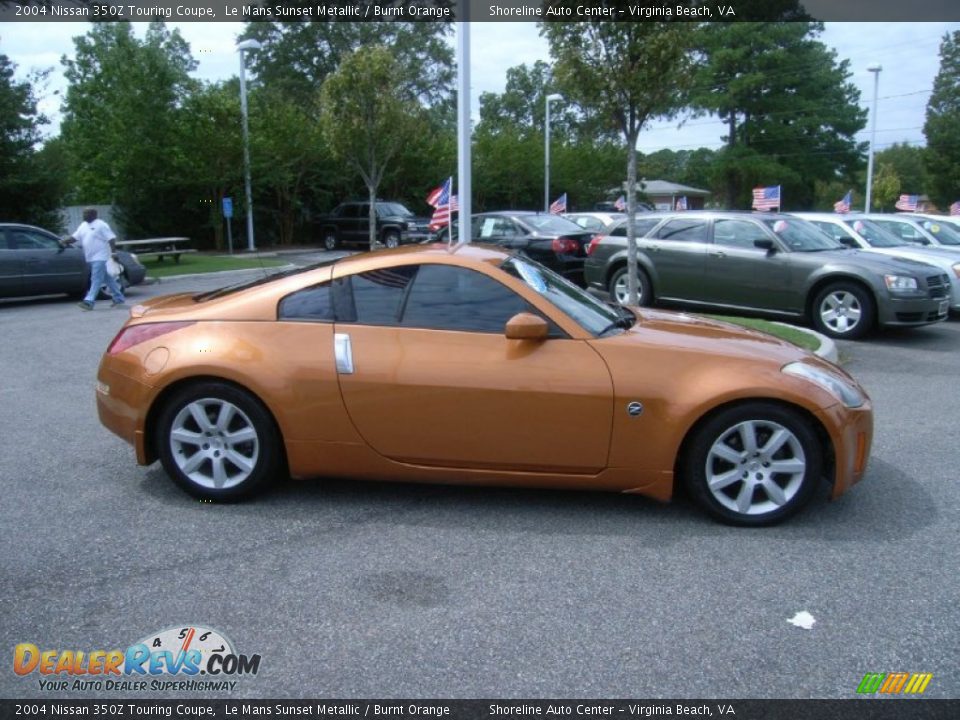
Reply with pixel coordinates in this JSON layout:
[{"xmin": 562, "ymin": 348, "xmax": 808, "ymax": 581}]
[
  {"xmin": 856, "ymin": 672, "xmax": 934, "ymax": 695},
  {"xmin": 13, "ymin": 625, "xmax": 261, "ymax": 692}
]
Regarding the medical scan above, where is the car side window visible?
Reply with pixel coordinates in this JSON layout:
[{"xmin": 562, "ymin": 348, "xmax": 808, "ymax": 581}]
[
  {"xmin": 11, "ymin": 229, "xmax": 58, "ymax": 250},
  {"xmin": 610, "ymin": 218, "xmax": 658, "ymax": 238},
  {"xmin": 348, "ymin": 265, "xmax": 418, "ymax": 326},
  {"xmin": 653, "ymin": 219, "xmax": 708, "ymax": 242},
  {"xmin": 401, "ymin": 264, "xmax": 550, "ymax": 334},
  {"xmin": 279, "ymin": 282, "xmax": 335, "ymax": 322},
  {"xmin": 712, "ymin": 219, "xmax": 770, "ymax": 250}
]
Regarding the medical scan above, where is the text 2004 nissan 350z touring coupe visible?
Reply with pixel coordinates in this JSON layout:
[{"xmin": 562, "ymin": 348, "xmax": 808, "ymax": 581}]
[{"xmin": 96, "ymin": 244, "xmax": 872, "ymax": 526}]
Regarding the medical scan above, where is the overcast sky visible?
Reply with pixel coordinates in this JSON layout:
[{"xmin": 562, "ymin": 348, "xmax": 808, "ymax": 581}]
[{"xmin": 1, "ymin": 21, "xmax": 958, "ymax": 154}]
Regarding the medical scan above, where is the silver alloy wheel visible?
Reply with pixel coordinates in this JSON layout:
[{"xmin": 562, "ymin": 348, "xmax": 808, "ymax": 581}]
[
  {"xmin": 323, "ymin": 232, "xmax": 337, "ymax": 251},
  {"xmin": 819, "ymin": 290, "xmax": 862, "ymax": 335},
  {"xmin": 384, "ymin": 233, "xmax": 400, "ymax": 249},
  {"xmin": 705, "ymin": 419, "xmax": 806, "ymax": 516},
  {"xmin": 169, "ymin": 398, "xmax": 260, "ymax": 490},
  {"xmin": 613, "ymin": 271, "xmax": 643, "ymax": 305}
]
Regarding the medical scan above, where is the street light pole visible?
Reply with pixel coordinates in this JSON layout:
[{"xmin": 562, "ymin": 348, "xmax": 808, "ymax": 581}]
[
  {"xmin": 864, "ymin": 65, "xmax": 882, "ymax": 213},
  {"xmin": 544, "ymin": 94, "xmax": 562, "ymax": 212},
  {"xmin": 236, "ymin": 39, "xmax": 261, "ymax": 252}
]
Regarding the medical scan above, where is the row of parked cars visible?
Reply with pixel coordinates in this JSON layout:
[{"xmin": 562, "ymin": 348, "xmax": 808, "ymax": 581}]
[{"xmin": 426, "ymin": 209, "xmax": 958, "ymax": 340}]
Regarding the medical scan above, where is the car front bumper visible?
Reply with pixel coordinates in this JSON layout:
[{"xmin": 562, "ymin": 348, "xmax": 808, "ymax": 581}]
[{"xmin": 877, "ymin": 294, "xmax": 950, "ymax": 327}]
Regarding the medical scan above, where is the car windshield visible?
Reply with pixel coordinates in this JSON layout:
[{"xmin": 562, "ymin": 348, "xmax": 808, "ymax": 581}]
[
  {"xmin": 501, "ymin": 256, "xmax": 627, "ymax": 337},
  {"xmin": 377, "ymin": 203, "xmax": 414, "ymax": 217},
  {"xmin": 519, "ymin": 214, "xmax": 586, "ymax": 234},
  {"xmin": 844, "ymin": 219, "xmax": 905, "ymax": 248},
  {"xmin": 918, "ymin": 219, "xmax": 960, "ymax": 246},
  {"xmin": 761, "ymin": 218, "xmax": 844, "ymax": 251}
]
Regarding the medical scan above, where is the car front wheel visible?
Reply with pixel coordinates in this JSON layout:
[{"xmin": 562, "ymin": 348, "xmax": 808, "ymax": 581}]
[
  {"xmin": 609, "ymin": 266, "xmax": 653, "ymax": 307},
  {"xmin": 383, "ymin": 231, "xmax": 400, "ymax": 249},
  {"xmin": 812, "ymin": 282, "xmax": 874, "ymax": 339},
  {"xmin": 683, "ymin": 403, "xmax": 822, "ymax": 526},
  {"xmin": 156, "ymin": 382, "xmax": 281, "ymax": 501},
  {"xmin": 322, "ymin": 230, "xmax": 338, "ymax": 251}
]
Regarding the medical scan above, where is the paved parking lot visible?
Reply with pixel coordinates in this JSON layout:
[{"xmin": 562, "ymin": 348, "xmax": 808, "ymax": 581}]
[{"xmin": 1, "ymin": 269, "xmax": 958, "ymax": 699}]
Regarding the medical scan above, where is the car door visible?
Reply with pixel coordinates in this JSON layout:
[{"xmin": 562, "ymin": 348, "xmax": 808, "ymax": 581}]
[
  {"xmin": 7, "ymin": 226, "xmax": 86, "ymax": 296},
  {"xmin": 0, "ymin": 228, "xmax": 24, "ymax": 296},
  {"xmin": 644, "ymin": 217, "xmax": 710, "ymax": 302},
  {"xmin": 703, "ymin": 218, "xmax": 796, "ymax": 311},
  {"xmin": 334, "ymin": 262, "xmax": 614, "ymax": 473}
]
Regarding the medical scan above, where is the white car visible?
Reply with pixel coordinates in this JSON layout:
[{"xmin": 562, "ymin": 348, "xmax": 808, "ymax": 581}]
[
  {"xmin": 564, "ymin": 212, "xmax": 626, "ymax": 233},
  {"xmin": 867, "ymin": 213, "xmax": 960, "ymax": 251},
  {"xmin": 795, "ymin": 212, "xmax": 960, "ymax": 312},
  {"xmin": 906, "ymin": 212, "xmax": 960, "ymax": 234}
]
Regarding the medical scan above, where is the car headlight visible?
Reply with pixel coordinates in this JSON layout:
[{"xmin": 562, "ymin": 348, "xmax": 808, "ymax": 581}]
[
  {"xmin": 883, "ymin": 274, "xmax": 919, "ymax": 292},
  {"xmin": 782, "ymin": 362, "xmax": 865, "ymax": 408}
]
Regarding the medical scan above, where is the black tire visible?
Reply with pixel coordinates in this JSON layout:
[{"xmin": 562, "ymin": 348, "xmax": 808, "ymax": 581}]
[
  {"xmin": 682, "ymin": 402, "xmax": 823, "ymax": 526},
  {"xmin": 322, "ymin": 229, "xmax": 338, "ymax": 251},
  {"xmin": 811, "ymin": 281, "xmax": 875, "ymax": 340},
  {"xmin": 383, "ymin": 231, "xmax": 400, "ymax": 249},
  {"xmin": 609, "ymin": 266, "xmax": 653, "ymax": 307},
  {"xmin": 156, "ymin": 382, "xmax": 282, "ymax": 502}
]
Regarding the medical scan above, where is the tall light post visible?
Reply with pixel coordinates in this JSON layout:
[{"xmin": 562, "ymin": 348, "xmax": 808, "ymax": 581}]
[
  {"xmin": 236, "ymin": 39, "xmax": 261, "ymax": 252},
  {"xmin": 544, "ymin": 93, "xmax": 562, "ymax": 212},
  {"xmin": 864, "ymin": 64, "xmax": 882, "ymax": 213}
]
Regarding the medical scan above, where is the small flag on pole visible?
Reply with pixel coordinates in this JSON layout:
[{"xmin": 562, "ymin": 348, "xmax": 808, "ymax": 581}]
[
  {"xmin": 895, "ymin": 194, "xmax": 919, "ymax": 212},
  {"xmin": 948, "ymin": 201, "xmax": 959, "ymax": 216},
  {"xmin": 613, "ymin": 195, "xmax": 626, "ymax": 211},
  {"xmin": 549, "ymin": 193, "xmax": 567, "ymax": 214},
  {"xmin": 428, "ymin": 178, "xmax": 456, "ymax": 231},
  {"xmin": 752, "ymin": 185, "xmax": 781, "ymax": 211},
  {"xmin": 834, "ymin": 190, "xmax": 852, "ymax": 214},
  {"xmin": 675, "ymin": 196, "xmax": 688, "ymax": 211}
]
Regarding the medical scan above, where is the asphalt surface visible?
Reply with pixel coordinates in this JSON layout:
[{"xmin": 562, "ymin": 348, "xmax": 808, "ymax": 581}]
[{"xmin": 1, "ymin": 259, "xmax": 958, "ymax": 701}]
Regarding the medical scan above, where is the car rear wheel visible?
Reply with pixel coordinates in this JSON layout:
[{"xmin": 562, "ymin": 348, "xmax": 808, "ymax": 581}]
[
  {"xmin": 156, "ymin": 382, "xmax": 281, "ymax": 501},
  {"xmin": 322, "ymin": 230, "xmax": 338, "ymax": 251},
  {"xmin": 383, "ymin": 231, "xmax": 400, "ymax": 249},
  {"xmin": 609, "ymin": 266, "xmax": 653, "ymax": 307},
  {"xmin": 812, "ymin": 282, "xmax": 874, "ymax": 340},
  {"xmin": 683, "ymin": 403, "xmax": 822, "ymax": 526}
]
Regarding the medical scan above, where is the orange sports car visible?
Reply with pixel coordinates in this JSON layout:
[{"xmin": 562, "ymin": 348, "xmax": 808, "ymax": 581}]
[{"xmin": 96, "ymin": 243, "xmax": 872, "ymax": 525}]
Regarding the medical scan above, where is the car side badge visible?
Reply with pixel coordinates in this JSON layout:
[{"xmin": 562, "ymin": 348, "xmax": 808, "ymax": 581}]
[{"xmin": 627, "ymin": 402, "xmax": 644, "ymax": 417}]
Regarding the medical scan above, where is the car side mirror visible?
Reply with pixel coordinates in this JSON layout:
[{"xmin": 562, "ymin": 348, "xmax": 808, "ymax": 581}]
[
  {"xmin": 753, "ymin": 238, "xmax": 776, "ymax": 253},
  {"xmin": 839, "ymin": 237, "xmax": 858, "ymax": 249},
  {"xmin": 505, "ymin": 312, "xmax": 549, "ymax": 341}
]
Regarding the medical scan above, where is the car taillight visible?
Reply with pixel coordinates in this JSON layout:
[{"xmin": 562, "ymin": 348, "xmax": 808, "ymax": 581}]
[
  {"xmin": 107, "ymin": 321, "xmax": 195, "ymax": 355},
  {"xmin": 587, "ymin": 235, "xmax": 605, "ymax": 256},
  {"xmin": 552, "ymin": 237, "xmax": 579, "ymax": 254}
]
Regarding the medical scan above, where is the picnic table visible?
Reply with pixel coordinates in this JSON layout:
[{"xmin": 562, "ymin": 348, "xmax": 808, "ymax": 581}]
[{"xmin": 116, "ymin": 237, "xmax": 194, "ymax": 263}]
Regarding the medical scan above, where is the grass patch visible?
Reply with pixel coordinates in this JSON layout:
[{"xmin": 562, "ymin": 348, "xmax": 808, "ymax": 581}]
[
  {"xmin": 704, "ymin": 314, "xmax": 820, "ymax": 352},
  {"xmin": 142, "ymin": 254, "xmax": 289, "ymax": 278}
]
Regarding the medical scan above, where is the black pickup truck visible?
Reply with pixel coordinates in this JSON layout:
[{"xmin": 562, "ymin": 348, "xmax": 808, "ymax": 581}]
[{"xmin": 314, "ymin": 201, "xmax": 433, "ymax": 250}]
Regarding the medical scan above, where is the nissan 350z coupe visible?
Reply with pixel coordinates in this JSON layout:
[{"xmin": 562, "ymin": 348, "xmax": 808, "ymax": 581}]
[{"xmin": 96, "ymin": 244, "xmax": 873, "ymax": 526}]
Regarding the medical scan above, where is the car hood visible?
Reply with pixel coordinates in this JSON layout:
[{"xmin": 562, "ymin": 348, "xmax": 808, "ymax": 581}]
[
  {"xmin": 594, "ymin": 307, "xmax": 817, "ymax": 368},
  {"xmin": 809, "ymin": 248, "xmax": 942, "ymax": 274}
]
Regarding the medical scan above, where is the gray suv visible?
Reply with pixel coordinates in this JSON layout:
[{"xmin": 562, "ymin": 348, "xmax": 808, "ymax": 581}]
[{"xmin": 584, "ymin": 212, "xmax": 950, "ymax": 339}]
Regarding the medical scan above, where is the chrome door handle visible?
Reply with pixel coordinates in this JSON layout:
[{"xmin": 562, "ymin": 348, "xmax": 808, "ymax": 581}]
[
  {"xmin": 709, "ymin": 250, "xmax": 726, "ymax": 258},
  {"xmin": 334, "ymin": 333, "xmax": 354, "ymax": 374}
]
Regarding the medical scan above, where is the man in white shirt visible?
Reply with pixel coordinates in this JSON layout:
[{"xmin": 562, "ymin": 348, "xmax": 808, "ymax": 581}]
[{"xmin": 65, "ymin": 208, "xmax": 126, "ymax": 310}]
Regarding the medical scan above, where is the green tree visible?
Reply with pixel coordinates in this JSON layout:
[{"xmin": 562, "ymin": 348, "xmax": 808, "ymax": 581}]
[
  {"xmin": 0, "ymin": 53, "xmax": 64, "ymax": 226},
  {"xmin": 873, "ymin": 143, "xmax": 928, "ymax": 199},
  {"xmin": 60, "ymin": 22, "xmax": 198, "ymax": 237},
  {"xmin": 924, "ymin": 30, "xmax": 960, "ymax": 209},
  {"xmin": 691, "ymin": 22, "xmax": 867, "ymax": 209},
  {"xmin": 871, "ymin": 162, "xmax": 901, "ymax": 212},
  {"xmin": 542, "ymin": 9, "xmax": 697, "ymax": 305},
  {"xmin": 239, "ymin": 10, "xmax": 454, "ymax": 108},
  {"xmin": 320, "ymin": 45, "xmax": 424, "ymax": 250}
]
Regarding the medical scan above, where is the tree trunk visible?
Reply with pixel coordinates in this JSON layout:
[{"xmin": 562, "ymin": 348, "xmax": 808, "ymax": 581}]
[
  {"xmin": 368, "ymin": 184, "xmax": 377, "ymax": 251},
  {"xmin": 626, "ymin": 128, "xmax": 639, "ymax": 306},
  {"xmin": 725, "ymin": 114, "xmax": 738, "ymax": 208}
]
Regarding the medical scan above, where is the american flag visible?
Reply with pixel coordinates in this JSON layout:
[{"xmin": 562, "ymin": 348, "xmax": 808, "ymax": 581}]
[
  {"xmin": 428, "ymin": 177, "xmax": 457, "ymax": 231},
  {"xmin": 949, "ymin": 201, "xmax": 959, "ymax": 216},
  {"xmin": 613, "ymin": 195, "xmax": 626, "ymax": 211},
  {"xmin": 675, "ymin": 196, "xmax": 688, "ymax": 211},
  {"xmin": 549, "ymin": 193, "xmax": 567, "ymax": 214},
  {"xmin": 752, "ymin": 185, "xmax": 781, "ymax": 211},
  {"xmin": 895, "ymin": 194, "xmax": 919, "ymax": 212},
  {"xmin": 834, "ymin": 190, "xmax": 852, "ymax": 214}
]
